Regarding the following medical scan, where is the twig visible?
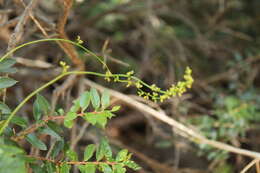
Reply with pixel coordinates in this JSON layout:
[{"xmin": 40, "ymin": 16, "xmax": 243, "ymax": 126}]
[
  {"xmin": 7, "ymin": 0, "xmax": 39, "ymax": 51},
  {"xmin": 3, "ymin": 0, "xmax": 39, "ymax": 102},
  {"xmin": 83, "ymin": 78, "xmax": 260, "ymax": 159},
  {"xmin": 16, "ymin": 57, "xmax": 53, "ymax": 68},
  {"xmin": 70, "ymin": 122, "xmax": 89, "ymax": 150},
  {"xmin": 57, "ymin": 0, "xmax": 84, "ymax": 69},
  {"xmin": 18, "ymin": 0, "xmax": 49, "ymax": 37},
  {"xmin": 240, "ymin": 159, "xmax": 260, "ymax": 173},
  {"xmin": 257, "ymin": 161, "xmax": 260, "ymax": 173},
  {"xmin": 26, "ymin": 155, "xmax": 117, "ymax": 166}
]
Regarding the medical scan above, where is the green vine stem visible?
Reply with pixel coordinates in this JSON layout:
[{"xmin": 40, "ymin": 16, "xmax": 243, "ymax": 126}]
[
  {"xmin": 0, "ymin": 38, "xmax": 193, "ymax": 135},
  {"xmin": 26, "ymin": 155, "xmax": 117, "ymax": 166},
  {"xmin": 0, "ymin": 38, "xmax": 111, "ymax": 73}
]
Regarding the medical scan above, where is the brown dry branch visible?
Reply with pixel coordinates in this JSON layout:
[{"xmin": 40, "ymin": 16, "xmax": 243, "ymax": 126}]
[
  {"xmin": 83, "ymin": 78, "xmax": 260, "ymax": 159},
  {"xmin": 57, "ymin": 0, "xmax": 84, "ymax": 70},
  {"xmin": 18, "ymin": 0, "xmax": 49, "ymax": 37},
  {"xmin": 7, "ymin": 0, "xmax": 39, "ymax": 51},
  {"xmin": 240, "ymin": 159, "xmax": 260, "ymax": 173}
]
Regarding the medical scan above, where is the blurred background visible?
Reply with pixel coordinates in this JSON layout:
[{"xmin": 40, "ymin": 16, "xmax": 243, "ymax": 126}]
[{"xmin": 1, "ymin": 0, "xmax": 260, "ymax": 172}]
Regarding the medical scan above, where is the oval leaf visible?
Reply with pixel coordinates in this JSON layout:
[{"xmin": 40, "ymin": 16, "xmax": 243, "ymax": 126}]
[
  {"xmin": 11, "ymin": 116, "xmax": 28, "ymax": 128},
  {"xmin": 66, "ymin": 149, "xmax": 78, "ymax": 161},
  {"xmin": 101, "ymin": 90, "xmax": 110, "ymax": 110},
  {"xmin": 0, "ymin": 102, "xmax": 11, "ymax": 114},
  {"xmin": 60, "ymin": 164, "xmax": 71, "ymax": 173},
  {"xmin": 85, "ymin": 163, "xmax": 96, "ymax": 173},
  {"xmin": 84, "ymin": 144, "xmax": 96, "ymax": 161},
  {"xmin": 113, "ymin": 164, "xmax": 126, "ymax": 173},
  {"xmin": 0, "ymin": 77, "xmax": 17, "ymax": 89},
  {"xmin": 39, "ymin": 127, "xmax": 62, "ymax": 140},
  {"xmin": 78, "ymin": 164, "xmax": 96, "ymax": 173},
  {"xmin": 79, "ymin": 91, "xmax": 91, "ymax": 111},
  {"xmin": 33, "ymin": 94, "xmax": 51, "ymax": 121},
  {"xmin": 90, "ymin": 88, "xmax": 100, "ymax": 110},
  {"xmin": 111, "ymin": 106, "xmax": 120, "ymax": 112},
  {"xmin": 116, "ymin": 149, "xmax": 128, "ymax": 162},
  {"xmin": 100, "ymin": 163, "xmax": 112, "ymax": 173},
  {"xmin": 0, "ymin": 58, "xmax": 16, "ymax": 70},
  {"xmin": 25, "ymin": 133, "xmax": 47, "ymax": 150}
]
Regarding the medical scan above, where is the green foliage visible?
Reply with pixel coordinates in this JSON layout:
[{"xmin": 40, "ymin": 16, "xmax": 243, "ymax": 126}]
[
  {"xmin": 0, "ymin": 102, "xmax": 11, "ymax": 114},
  {"xmin": 90, "ymin": 88, "xmax": 101, "ymax": 110},
  {"xmin": 33, "ymin": 94, "xmax": 51, "ymax": 121},
  {"xmin": 60, "ymin": 164, "xmax": 71, "ymax": 173},
  {"xmin": 189, "ymin": 94, "xmax": 260, "ymax": 162},
  {"xmin": 0, "ymin": 38, "xmax": 192, "ymax": 173},
  {"xmin": 80, "ymin": 91, "xmax": 91, "ymax": 111},
  {"xmin": 11, "ymin": 116, "xmax": 28, "ymax": 129},
  {"xmin": 0, "ymin": 139, "xmax": 26, "ymax": 173},
  {"xmin": 84, "ymin": 144, "xmax": 96, "ymax": 161},
  {"xmin": 101, "ymin": 90, "xmax": 110, "ymax": 110},
  {"xmin": 78, "ymin": 164, "xmax": 96, "ymax": 173},
  {"xmin": 0, "ymin": 77, "xmax": 17, "ymax": 89},
  {"xmin": 25, "ymin": 133, "xmax": 47, "ymax": 151}
]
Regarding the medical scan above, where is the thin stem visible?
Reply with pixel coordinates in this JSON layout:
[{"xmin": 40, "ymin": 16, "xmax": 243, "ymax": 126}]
[
  {"xmin": 0, "ymin": 71, "xmax": 107, "ymax": 135},
  {"xmin": 0, "ymin": 38, "xmax": 111, "ymax": 73},
  {"xmin": 27, "ymin": 155, "xmax": 116, "ymax": 166}
]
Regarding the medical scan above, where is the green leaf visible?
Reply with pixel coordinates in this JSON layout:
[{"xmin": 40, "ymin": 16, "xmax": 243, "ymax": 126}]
[
  {"xmin": 100, "ymin": 138, "xmax": 112, "ymax": 159},
  {"xmin": 79, "ymin": 163, "xmax": 96, "ymax": 173},
  {"xmin": 0, "ymin": 67, "xmax": 17, "ymax": 73},
  {"xmin": 45, "ymin": 162, "xmax": 56, "ymax": 173},
  {"xmin": 64, "ymin": 112, "xmax": 78, "ymax": 128},
  {"xmin": 39, "ymin": 127, "xmax": 62, "ymax": 140},
  {"xmin": 85, "ymin": 163, "xmax": 96, "ymax": 173},
  {"xmin": 124, "ymin": 160, "xmax": 141, "ymax": 170},
  {"xmin": 0, "ymin": 77, "xmax": 17, "ymax": 89},
  {"xmin": 113, "ymin": 164, "xmax": 126, "ymax": 173},
  {"xmin": 90, "ymin": 88, "xmax": 100, "ymax": 110},
  {"xmin": 33, "ymin": 94, "xmax": 51, "ymax": 121},
  {"xmin": 30, "ymin": 164, "xmax": 45, "ymax": 173},
  {"xmin": 96, "ymin": 113, "xmax": 108, "ymax": 128},
  {"xmin": 0, "ymin": 140, "xmax": 26, "ymax": 173},
  {"xmin": 0, "ymin": 102, "xmax": 11, "ymax": 114},
  {"xmin": 84, "ymin": 113, "xmax": 97, "ymax": 125},
  {"xmin": 65, "ymin": 111, "xmax": 78, "ymax": 121},
  {"xmin": 78, "ymin": 165, "xmax": 85, "ymax": 173},
  {"xmin": 47, "ymin": 121, "xmax": 63, "ymax": 133},
  {"xmin": 60, "ymin": 164, "xmax": 71, "ymax": 173},
  {"xmin": 25, "ymin": 133, "xmax": 47, "ymax": 150},
  {"xmin": 0, "ymin": 58, "xmax": 16, "ymax": 70},
  {"xmin": 64, "ymin": 119, "xmax": 74, "ymax": 128},
  {"xmin": 101, "ymin": 90, "xmax": 110, "ymax": 110},
  {"xmin": 84, "ymin": 144, "xmax": 96, "ymax": 161},
  {"xmin": 84, "ymin": 112, "xmax": 108, "ymax": 128},
  {"xmin": 70, "ymin": 99, "xmax": 81, "ymax": 112},
  {"xmin": 96, "ymin": 144, "xmax": 104, "ymax": 161},
  {"xmin": 96, "ymin": 138, "xmax": 112, "ymax": 161},
  {"xmin": 104, "ymin": 111, "xmax": 116, "ymax": 119},
  {"xmin": 11, "ymin": 116, "xmax": 28, "ymax": 128},
  {"xmin": 116, "ymin": 149, "xmax": 128, "ymax": 162},
  {"xmin": 66, "ymin": 149, "xmax": 78, "ymax": 161},
  {"xmin": 100, "ymin": 163, "xmax": 112, "ymax": 173},
  {"xmin": 79, "ymin": 91, "xmax": 91, "ymax": 111},
  {"xmin": 33, "ymin": 100, "xmax": 41, "ymax": 121},
  {"xmin": 37, "ymin": 94, "xmax": 51, "ymax": 113},
  {"xmin": 111, "ymin": 106, "xmax": 120, "ymax": 112},
  {"xmin": 50, "ymin": 140, "xmax": 64, "ymax": 158}
]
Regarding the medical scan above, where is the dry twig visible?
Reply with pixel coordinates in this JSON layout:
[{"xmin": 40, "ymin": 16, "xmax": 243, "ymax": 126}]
[{"xmin": 83, "ymin": 78, "xmax": 260, "ymax": 159}]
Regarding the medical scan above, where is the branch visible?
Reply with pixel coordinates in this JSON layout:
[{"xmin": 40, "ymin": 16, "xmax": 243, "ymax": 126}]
[
  {"xmin": 26, "ymin": 155, "xmax": 116, "ymax": 166},
  {"xmin": 83, "ymin": 78, "xmax": 260, "ymax": 159}
]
